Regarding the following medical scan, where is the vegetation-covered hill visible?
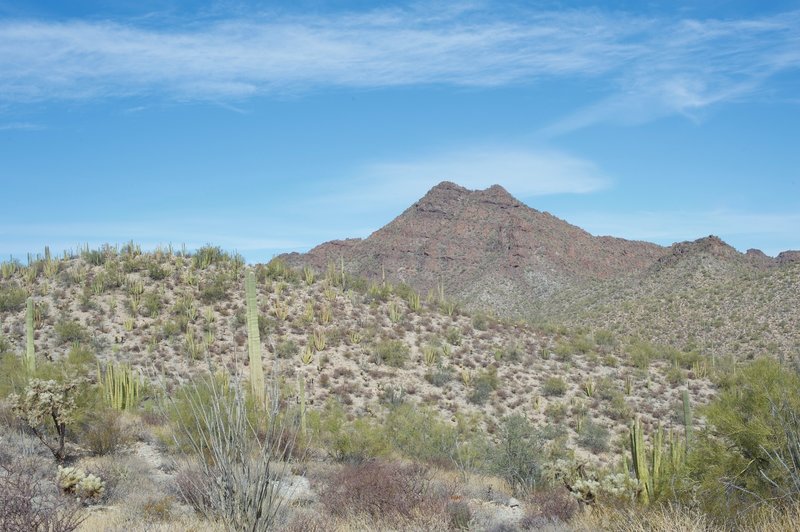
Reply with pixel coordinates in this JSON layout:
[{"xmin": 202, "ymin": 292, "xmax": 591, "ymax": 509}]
[
  {"xmin": 2, "ymin": 243, "xmax": 800, "ymax": 531},
  {"xmin": 541, "ymin": 236, "xmax": 800, "ymax": 362},
  {"xmin": 0, "ymin": 243, "xmax": 710, "ymax": 466}
]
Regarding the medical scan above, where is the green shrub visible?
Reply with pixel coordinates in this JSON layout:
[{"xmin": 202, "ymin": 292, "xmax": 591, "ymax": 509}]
[
  {"xmin": 0, "ymin": 282, "xmax": 27, "ymax": 311},
  {"xmin": 424, "ymin": 365, "xmax": 453, "ymax": 387},
  {"xmin": 628, "ymin": 340, "xmax": 656, "ymax": 370},
  {"xmin": 384, "ymin": 404, "xmax": 460, "ymax": 463},
  {"xmin": 445, "ymin": 327, "xmax": 462, "ymax": 346},
  {"xmin": 200, "ymin": 274, "xmax": 228, "ymax": 303},
  {"xmin": 494, "ymin": 414, "xmax": 544, "ymax": 494},
  {"xmin": 371, "ymin": 339, "xmax": 410, "ymax": 368},
  {"xmin": 0, "ymin": 353, "xmax": 27, "ymax": 399},
  {"xmin": 0, "ymin": 334, "xmax": 11, "ymax": 354},
  {"xmin": 81, "ymin": 408, "xmax": 133, "ymax": 455},
  {"xmin": 147, "ymin": 262, "xmax": 168, "ymax": 280},
  {"xmin": 577, "ymin": 419, "xmax": 610, "ymax": 453},
  {"xmin": 142, "ymin": 292, "xmax": 162, "ymax": 318},
  {"xmin": 688, "ymin": 358, "xmax": 800, "ymax": 520},
  {"xmin": 275, "ymin": 339, "xmax": 299, "ymax": 359},
  {"xmin": 472, "ymin": 313, "xmax": 489, "ymax": 331},
  {"xmin": 309, "ymin": 400, "xmax": 389, "ymax": 463},
  {"xmin": 544, "ymin": 401, "xmax": 567, "ymax": 422},
  {"xmin": 542, "ymin": 376, "xmax": 567, "ymax": 397},
  {"xmin": 605, "ymin": 391, "xmax": 633, "ymax": 421},
  {"xmin": 468, "ymin": 367, "xmax": 499, "ymax": 405},
  {"xmin": 55, "ymin": 320, "xmax": 88, "ymax": 345}
]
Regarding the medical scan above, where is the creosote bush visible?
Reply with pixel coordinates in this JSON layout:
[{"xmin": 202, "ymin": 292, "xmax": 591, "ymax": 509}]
[
  {"xmin": 371, "ymin": 339, "xmax": 410, "ymax": 368},
  {"xmin": 55, "ymin": 319, "xmax": 88, "ymax": 345},
  {"xmin": 542, "ymin": 376, "xmax": 567, "ymax": 397},
  {"xmin": 0, "ymin": 282, "xmax": 27, "ymax": 312}
]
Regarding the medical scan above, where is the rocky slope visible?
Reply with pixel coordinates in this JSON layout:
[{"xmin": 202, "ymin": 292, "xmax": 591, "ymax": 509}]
[
  {"xmin": 283, "ymin": 182, "xmax": 800, "ymax": 361},
  {"xmin": 283, "ymin": 181, "xmax": 665, "ymax": 316}
]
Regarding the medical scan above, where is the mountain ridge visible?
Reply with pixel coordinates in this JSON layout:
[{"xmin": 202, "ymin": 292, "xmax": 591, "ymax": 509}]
[
  {"xmin": 283, "ymin": 181, "xmax": 666, "ymax": 315},
  {"xmin": 282, "ymin": 181, "xmax": 797, "ymax": 316}
]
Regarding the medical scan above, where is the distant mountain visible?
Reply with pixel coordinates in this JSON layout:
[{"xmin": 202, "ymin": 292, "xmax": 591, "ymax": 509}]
[
  {"xmin": 283, "ymin": 181, "xmax": 800, "ymax": 360},
  {"xmin": 282, "ymin": 181, "xmax": 665, "ymax": 315},
  {"xmin": 545, "ymin": 234, "xmax": 800, "ymax": 360}
]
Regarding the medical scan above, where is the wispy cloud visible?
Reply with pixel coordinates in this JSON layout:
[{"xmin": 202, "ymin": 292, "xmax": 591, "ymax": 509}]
[
  {"xmin": 311, "ymin": 146, "xmax": 609, "ymax": 215},
  {"xmin": 0, "ymin": 121, "xmax": 44, "ymax": 130},
  {"xmin": 1, "ymin": 6, "xmax": 797, "ymax": 128}
]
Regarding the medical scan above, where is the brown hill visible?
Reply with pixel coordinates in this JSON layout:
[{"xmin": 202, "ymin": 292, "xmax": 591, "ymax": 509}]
[{"xmin": 282, "ymin": 181, "xmax": 665, "ymax": 315}]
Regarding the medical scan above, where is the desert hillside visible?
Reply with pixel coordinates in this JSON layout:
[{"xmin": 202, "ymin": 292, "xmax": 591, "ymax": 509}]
[
  {"xmin": 284, "ymin": 183, "xmax": 800, "ymax": 363},
  {"xmin": 1, "ymin": 243, "xmax": 798, "ymax": 531}
]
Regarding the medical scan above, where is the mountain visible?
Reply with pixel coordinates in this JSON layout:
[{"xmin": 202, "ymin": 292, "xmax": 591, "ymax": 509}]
[
  {"xmin": 283, "ymin": 182, "xmax": 800, "ymax": 360},
  {"xmin": 545, "ymin": 235, "xmax": 800, "ymax": 360},
  {"xmin": 282, "ymin": 182, "xmax": 665, "ymax": 316}
]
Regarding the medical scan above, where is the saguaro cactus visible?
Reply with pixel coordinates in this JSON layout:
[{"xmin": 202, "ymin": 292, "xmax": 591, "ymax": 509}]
[
  {"xmin": 25, "ymin": 297, "xmax": 35, "ymax": 373},
  {"xmin": 245, "ymin": 270, "xmax": 265, "ymax": 407}
]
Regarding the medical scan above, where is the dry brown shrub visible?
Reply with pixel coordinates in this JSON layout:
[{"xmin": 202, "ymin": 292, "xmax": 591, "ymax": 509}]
[
  {"xmin": 0, "ymin": 460, "xmax": 85, "ymax": 532},
  {"xmin": 320, "ymin": 460, "xmax": 442, "ymax": 520},
  {"xmin": 522, "ymin": 487, "xmax": 579, "ymax": 527}
]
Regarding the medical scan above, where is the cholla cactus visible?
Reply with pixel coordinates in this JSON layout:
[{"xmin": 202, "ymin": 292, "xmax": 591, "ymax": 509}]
[
  {"xmin": 57, "ymin": 466, "xmax": 106, "ymax": 501},
  {"xmin": 545, "ymin": 459, "xmax": 638, "ymax": 506},
  {"xmin": 600, "ymin": 472, "xmax": 639, "ymax": 500},
  {"xmin": 571, "ymin": 478, "xmax": 601, "ymax": 503},
  {"xmin": 10, "ymin": 379, "xmax": 80, "ymax": 461},
  {"xmin": 56, "ymin": 466, "xmax": 84, "ymax": 492},
  {"xmin": 76, "ymin": 474, "xmax": 106, "ymax": 500}
]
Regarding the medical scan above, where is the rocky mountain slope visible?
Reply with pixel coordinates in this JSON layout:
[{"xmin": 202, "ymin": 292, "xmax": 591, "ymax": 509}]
[
  {"xmin": 283, "ymin": 181, "xmax": 665, "ymax": 316},
  {"xmin": 283, "ymin": 182, "xmax": 800, "ymax": 361}
]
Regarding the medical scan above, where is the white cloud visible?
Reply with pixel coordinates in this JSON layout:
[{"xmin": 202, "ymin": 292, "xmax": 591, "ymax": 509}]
[{"xmin": 0, "ymin": 5, "xmax": 795, "ymax": 124}]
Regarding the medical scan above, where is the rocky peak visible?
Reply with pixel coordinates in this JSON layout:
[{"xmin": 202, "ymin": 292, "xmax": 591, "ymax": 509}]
[
  {"xmin": 669, "ymin": 235, "xmax": 738, "ymax": 258},
  {"xmin": 777, "ymin": 250, "xmax": 800, "ymax": 265}
]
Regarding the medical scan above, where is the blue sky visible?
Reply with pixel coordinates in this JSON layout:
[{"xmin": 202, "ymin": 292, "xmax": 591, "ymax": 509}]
[{"xmin": 1, "ymin": 1, "xmax": 799, "ymax": 262}]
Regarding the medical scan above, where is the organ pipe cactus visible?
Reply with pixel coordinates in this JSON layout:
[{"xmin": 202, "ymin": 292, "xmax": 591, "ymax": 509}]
[
  {"xmin": 98, "ymin": 362, "xmax": 142, "ymax": 411},
  {"xmin": 245, "ymin": 270, "xmax": 266, "ymax": 408}
]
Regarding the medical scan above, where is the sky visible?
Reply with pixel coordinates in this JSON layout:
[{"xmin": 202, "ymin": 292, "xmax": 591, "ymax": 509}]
[{"xmin": 1, "ymin": 0, "xmax": 799, "ymax": 262}]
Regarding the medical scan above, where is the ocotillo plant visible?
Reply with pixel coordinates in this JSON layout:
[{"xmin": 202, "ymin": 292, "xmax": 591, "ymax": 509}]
[
  {"xmin": 245, "ymin": 270, "xmax": 266, "ymax": 408},
  {"xmin": 299, "ymin": 378, "xmax": 307, "ymax": 435},
  {"xmin": 682, "ymin": 389, "xmax": 693, "ymax": 449},
  {"xmin": 98, "ymin": 362, "xmax": 142, "ymax": 411},
  {"xmin": 25, "ymin": 297, "xmax": 35, "ymax": 373}
]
